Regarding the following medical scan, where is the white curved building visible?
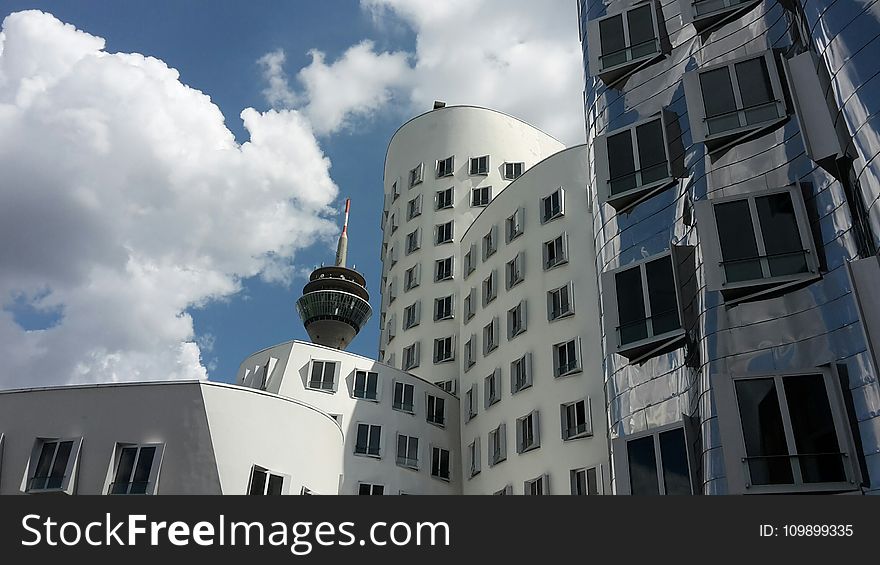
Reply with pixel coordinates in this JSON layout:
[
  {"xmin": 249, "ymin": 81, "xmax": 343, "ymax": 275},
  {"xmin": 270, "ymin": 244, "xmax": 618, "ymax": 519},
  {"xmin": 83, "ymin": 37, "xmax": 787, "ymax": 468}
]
[
  {"xmin": 378, "ymin": 106, "xmax": 565, "ymax": 391},
  {"xmin": 236, "ymin": 340, "xmax": 461, "ymax": 495},
  {"xmin": 457, "ymin": 145, "xmax": 609, "ymax": 495}
]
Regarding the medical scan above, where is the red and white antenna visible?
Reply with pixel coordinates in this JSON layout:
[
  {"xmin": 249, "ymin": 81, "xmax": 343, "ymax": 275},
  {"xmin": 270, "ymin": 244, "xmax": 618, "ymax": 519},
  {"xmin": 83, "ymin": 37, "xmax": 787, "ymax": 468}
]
[{"xmin": 335, "ymin": 198, "xmax": 351, "ymax": 267}]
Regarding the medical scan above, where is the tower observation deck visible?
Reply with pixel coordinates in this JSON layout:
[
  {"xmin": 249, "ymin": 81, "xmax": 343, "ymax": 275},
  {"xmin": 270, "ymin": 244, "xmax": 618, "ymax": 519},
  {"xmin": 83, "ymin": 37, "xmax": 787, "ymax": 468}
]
[{"xmin": 296, "ymin": 199, "xmax": 372, "ymax": 350}]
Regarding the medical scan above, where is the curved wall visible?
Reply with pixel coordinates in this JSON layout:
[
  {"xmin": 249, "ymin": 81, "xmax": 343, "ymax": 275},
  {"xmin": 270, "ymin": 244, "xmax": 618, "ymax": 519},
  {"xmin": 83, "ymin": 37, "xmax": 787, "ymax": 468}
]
[{"xmin": 579, "ymin": 0, "xmax": 880, "ymax": 494}]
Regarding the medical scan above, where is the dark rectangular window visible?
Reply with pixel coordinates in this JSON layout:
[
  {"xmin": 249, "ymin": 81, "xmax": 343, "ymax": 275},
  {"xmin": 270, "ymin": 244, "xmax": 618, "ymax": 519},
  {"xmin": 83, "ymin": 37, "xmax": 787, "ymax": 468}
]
[
  {"xmin": 393, "ymin": 382, "xmax": 415, "ymax": 412},
  {"xmin": 110, "ymin": 445, "xmax": 157, "ymax": 495},
  {"xmin": 308, "ymin": 361, "xmax": 336, "ymax": 391},
  {"xmin": 627, "ymin": 435, "xmax": 659, "ymax": 495},
  {"xmin": 353, "ymin": 370, "xmax": 378, "ymax": 400},
  {"xmin": 615, "ymin": 266, "xmax": 648, "ymax": 345}
]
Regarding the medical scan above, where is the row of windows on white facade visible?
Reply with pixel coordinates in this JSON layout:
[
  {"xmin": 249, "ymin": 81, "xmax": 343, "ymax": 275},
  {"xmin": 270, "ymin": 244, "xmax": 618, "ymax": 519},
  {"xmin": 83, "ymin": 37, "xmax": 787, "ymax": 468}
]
[
  {"xmin": 487, "ymin": 464, "xmax": 602, "ymax": 495},
  {"xmin": 398, "ymin": 156, "xmax": 525, "ymax": 192},
  {"xmin": 353, "ymin": 423, "xmax": 451, "ymax": 482}
]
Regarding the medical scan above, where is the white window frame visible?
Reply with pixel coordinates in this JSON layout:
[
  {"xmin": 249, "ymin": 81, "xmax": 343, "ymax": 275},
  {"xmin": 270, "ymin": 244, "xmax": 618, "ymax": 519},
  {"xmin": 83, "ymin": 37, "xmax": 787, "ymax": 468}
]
[
  {"xmin": 24, "ymin": 437, "xmax": 83, "ymax": 494},
  {"xmin": 434, "ymin": 295, "xmax": 454, "ymax": 321},
  {"xmin": 503, "ymin": 161, "xmax": 524, "ymax": 180},
  {"xmin": 404, "ymin": 264, "xmax": 421, "ymax": 291},
  {"xmin": 543, "ymin": 232, "xmax": 569, "ymax": 270},
  {"xmin": 470, "ymin": 155, "xmax": 490, "ymax": 175},
  {"xmin": 407, "ymin": 194, "xmax": 422, "ymax": 221},
  {"xmin": 484, "ymin": 368, "xmax": 501, "ymax": 409},
  {"xmin": 489, "ymin": 423, "xmax": 508, "ymax": 466},
  {"xmin": 306, "ymin": 359, "xmax": 340, "ymax": 393},
  {"xmin": 402, "ymin": 342, "xmax": 421, "ymax": 371},
  {"xmin": 433, "ymin": 336, "xmax": 455, "ymax": 364},
  {"xmin": 472, "ymin": 185, "xmax": 492, "ymax": 207},
  {"xmin": 510, "ymin": 353, "xmax": 533, "ymax": 394},
  {"xmin": 435, "ymin": 221, "xmax": 454, "ymax": 245},
  {"xmin": 436, "ymin": 155, "xmax": 454, "ymax": 178},
  {"xmin": 354, "ymin": 423, "xmax": 383, "ymax": 458},
  {"xmin": 430, "ymin": 446, "xmax": 452, "ymax": 482},
  {"xmin": 695, "ymin": 185, "xmax": 820, "ymax": 303},
  {"xmin": 246, "ymin": 465, "xmax": 290, "ymax": 495},
  {"xmin": 516, "ymin": 410, "xmax": 541, "ymax": 454},
  {"xmin": 403, "ymin": 301, "xmax": 421, "ymax": 330},
  {"xmin": 409, "ymin": 162, "xmax": 424, "ymax": 188},
  {"xmin": 426, "ymin": 394, "xmax": 446, "ymax": 427},
  {"xmin": 464, "ymin": 244, "xmax": 477, "ymax": 278},
  {"xmin": 524, "ymin": 473, "xmax": 550, "ymax": 495},
  {"xmin": 358, "ymin": 482, "xmax": 385, "ymax": 495},
  {"xmin": 586, "ymin": 1, "xmax": 664, "ymax": 84},
  {"xmin": 713, "ymin": 367, "xmax": 861, "ymax": 495},
  {"xmin": 436, "ymin": 187, "xmax": 454, "ymax": 210},
  {"xmin": 612, "ymin": 420, "xmax": 697, "ymax": 495},
  {"xmin": 571, "ymin": 465, "xmax": 604, "ymax": 495},
  {"xmin": 434, "ymin": 256, "xmax": 454, "ymax": 282},
  {"xmin": 548, "ymin": 282, "xmax": 576, "ymax": 321},
  {"xmin": 681, "ymin": 0, "xmax": 762, "ymax": 34},
  {"xmin": 601, "ymin": 250, "xmax": 686, "ymax": 360},
  {"xmin": 464, "ymin": 335, "xmax": 476, "ymax": 370},
  {"xmin": 561, "ymin": 398, "xmax": 592, "ymax": 440},
  {"xmin": 507, "ymin": 300, "xmax": 528, "ymax": 339},
  {"xmin": 469, "ymin": 437, "xmax": 482, "ymax": 478},
  {"xmin": 540, "ymin": 188, "xmax": 566, "ymax": 224},
  {"xmin": 395, "ymin": 433, "xmax": 420, "ymax": 470},
  {"xmin": 106, "ymin": 442, "xmax": 165, "ymax": 495},
  {"xmin": 482, "ymin": 270, "xmax": 497, "ymax": 306},
  {"xmin": 595, "ymin": 111, "xmax": 677, "ymax": 211},
  {"xmin": 483, "ymin": 317, "xmax": 499, "ymax": 356},
  {"xmin": 506, "ymin": 251, "xmax": 525, "ymax": 289},
  {"xmin": 352, "ymin": 369, "xmax": 380, "ymax": 402},
  {"xmin": 463, "ymin": 287, "xmax": 476, "ymax": 321},
  {"xmin": 482, "ymin": 225, "xmax": 498, "ymax": 259},
  {"xmin": 506, "ymin": 207, "xmax": 525, "ymax": 243},
  {"xmin": 683, "ymin": 50, "xmax": 788, "ymax": 153},
  {"xmin": 553, "ymin": 337, "xmax": 582, "ymax": 378},
  {"xmin": 405, "ymin": 228, "xmax": 421, "ymax": 255}
]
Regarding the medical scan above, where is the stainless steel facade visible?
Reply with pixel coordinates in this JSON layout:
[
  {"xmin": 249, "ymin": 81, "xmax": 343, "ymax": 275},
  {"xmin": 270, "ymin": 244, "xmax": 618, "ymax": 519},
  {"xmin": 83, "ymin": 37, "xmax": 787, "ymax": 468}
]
[{"xmin": 579, "ymin": 0, "xmax": 880, "ymax": 494}]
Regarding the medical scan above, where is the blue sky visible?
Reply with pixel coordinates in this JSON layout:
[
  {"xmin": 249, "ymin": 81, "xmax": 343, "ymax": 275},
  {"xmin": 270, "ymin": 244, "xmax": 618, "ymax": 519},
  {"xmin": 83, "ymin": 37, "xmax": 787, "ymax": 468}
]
[{"xmin": 0, "ymin": 1, "xmax": 582, "ymax": 388}]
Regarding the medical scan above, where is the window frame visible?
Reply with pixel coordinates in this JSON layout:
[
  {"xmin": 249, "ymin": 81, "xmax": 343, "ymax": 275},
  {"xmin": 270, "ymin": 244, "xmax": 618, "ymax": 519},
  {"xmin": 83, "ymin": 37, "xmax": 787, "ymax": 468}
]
[
  {"xmin": 409, "ymin": 163, "xmax": 424, "ymax": 188},
  {"xmin": 695, "ymin": 185, "xmax": 820, "ymax": 303},
  {"xmin": 358, "ymin": 482, "xmax": 385, "ymax": 495},
  {"xmin": 406, "ymin": 194, "xmax": 422, "ymax": 221},
  {"xmin": 484, "ymin": 368, "xmax": 501, "ymax": 409},
  {"xmin": 503, "ymin": 161, "xmax": 525, "ymax": 180},
  {"xmin": 507, "ymin": 300, "xmax": 528, "ymax": 340},
  {"xmin": 463, "ymin": 287, "xmax": 476, "ymax": 321},
  {"xmin": 436, "ymin": 187, "xmax": 454, "ymax": 210},
  {"xmin": 601, "ymin": 250, "xmax": 686, "ymax": 360},
  {"xmin": 395, "ymin": 433, "xmax": 420, "ymax": 470},
  {"xmin": 404, "ymin": 264, "xmax": 421, "ymax": 291},
  {"xmin": 433, "ymin": 335, "xmax": 455, "ymax": 364},
  {"xmin": 435, "ymin": 220, "xmax": 454, "ymax": 245},
  {"xmin": 524, "ymin": 473, "xmax": 550, "ymax": 495},
  {"xmin": 482, "ymin": 225, "xmax": 498, "ymax": 260},
  {"xmin": 403, "ymin": 301, "xmax": 421, "ymax": 330},
  {"xmin": 612, "ymin": 420, "xmax": 697, "ymax": 495},
  {"xmin": 516, "ymin": 410, "xmax": 541, "ymax": 454},
  {"xmin": 681, "ymin": 0, "xmax": 762, "ymax": 34},
  {"xmin": 405, "ymin": 227, "xmax": 421, "ymax": 255},
  {"xmin": 434, "ymin": 256, "xmax": 454, "ymax": 282},
  {"xmin": 506, "ymin": 207, "xmax": 526, "ymax": 243},
  {"xmin": 713, "ymin": 367, "xmax": 861, "ymax": 495},
  {"xmin": 352, "ymin": 369, "xmax": 380, "ymax": 402},
  {"xmin": 306, "ymin": 359, "xmax": 340, "ymax": 393},
  {"xmin": 426, "ymin": 394, "xmax": 447, "ymax": 427},
  {"xmin": 510, "ymin": 353, "xmax": 533, "ymax": 394},
  {"xmin": 595, "ymin": 111, "xmax": 678, "ymax": 211},
  {"xmin": 468, "ymin": 437, "xmax": 482, "ymax": 478},
  {"xmin": 465, "ymin": 384, "xmax": 478, "ymax": 421},
  {"xmin": 430, "ymin": 446, "xmax": 452, "ymax": 482},
  {"xmin": 543, "ymin": 232, "xmax": 569, "ymax": 270},
  {"xmin": 506, "ymin": 251, "xmax": 526, "ymax": 289},
  {"xmin": 107, "ymin": 442, "xmax": 165, "ymax": 495},
  {"xmin": 560, "ymin": 398, "xmax": 592, "ymax": 440},
  {"xmin": 540, "ymin": 188, "xmax": 566, "ymax": 224},
  {"xmin": 472, "ymin": 185, "xmax": 492, "ymax": 207},
  {"xmin": 402, "ymin": 342, "xmax": 421, "ymax": 371},
  {"xmin": 683, "ymin": 49, "xmax": 788, "ymax": 153},
  {"xmin": 470, "ymin": 155, "xmax": 490, "ymax": 176},
  {"xmin": 571, "ymin": 465, "xmax": 604, "ymax": 495},
  {"xmin": 553, "ymin": 337, "xmax": 583, "ymax": 378},
  {"xmin": 246, "ymin": 464, "xmax": 290, "ymax": 495},
  {"xmin": 464, "ymin": 335, "xmax": 476, "ymax": 370},
  {"xmin": 482, "ymin": 270, "xmax": 498, "ymax": 307},
  {"xmin": 436, "ymin": 155, "xmax": 454, "ymax": 178},
  {"xmin": 464, "ymin": 244, "xmax": 477, "ymax": 278},
  {"xmin": 354, "ymin": 423, "xmax": 383, "ymax": 458},
  {"xmin": 547, "ymin": 282, "xmax": 576, "ymax": 321},
  {"xmin": 24, "ymin": 436, "xmax": 82, "ymax": 494},
  {"xmin": 434, "ymin": 294, "xmax": 454, "ymax": 321},
  {"xmin": 488, "ymin": 423, "xmax": 508, "ymax": 466},
  {"xmin": 586, "ymin": 1, "xmax": 665, "ymax": 85},
  {"xmin": 483, "ymin": 316, "xmax": 499, "ymax": 356}
]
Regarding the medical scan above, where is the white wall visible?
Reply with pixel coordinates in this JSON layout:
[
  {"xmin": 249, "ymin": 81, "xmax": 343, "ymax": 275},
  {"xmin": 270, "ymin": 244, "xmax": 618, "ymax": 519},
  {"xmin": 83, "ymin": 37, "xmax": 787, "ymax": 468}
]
[
  {"xmin": 236, "ymin": 340, "xmax": 462, "ymax": 494},
  {"xmin": 379, "ymin": 106, "xmax": 566, "ymax": 390},
  {"xmin": 457, "ymin": 145, "xmax": 610, "ymax": 494}
]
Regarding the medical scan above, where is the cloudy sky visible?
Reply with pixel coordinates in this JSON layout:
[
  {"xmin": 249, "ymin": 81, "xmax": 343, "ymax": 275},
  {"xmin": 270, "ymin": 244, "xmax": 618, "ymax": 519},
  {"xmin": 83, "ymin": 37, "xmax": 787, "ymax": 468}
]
[{"xmin": 0, "ymin": 0, "xmax": 584, "ymax": 389}]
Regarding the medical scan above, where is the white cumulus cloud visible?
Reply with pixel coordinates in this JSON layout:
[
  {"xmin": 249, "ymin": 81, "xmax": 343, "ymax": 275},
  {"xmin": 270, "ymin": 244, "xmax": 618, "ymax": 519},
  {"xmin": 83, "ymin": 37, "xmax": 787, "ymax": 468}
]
[
  {"xmin": 260, "ymin": 0, "xmax": 585, "ymax": 144},
  {"xmin": 0, "ymin": 11, "xmax": 339, "ymax": 389}
]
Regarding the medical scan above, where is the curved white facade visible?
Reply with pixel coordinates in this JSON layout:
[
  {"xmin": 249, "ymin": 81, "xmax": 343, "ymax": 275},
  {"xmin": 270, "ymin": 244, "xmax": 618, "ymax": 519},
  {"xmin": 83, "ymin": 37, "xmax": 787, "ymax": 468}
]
[
  {"xmin": 236, "ymin": 340, "xmax": 461, "ymax": 495},
  {"xmin": 457, "ymin": 145, "xmax": 609, "ymax": 494},
  {"xmin": 379, "ymin": 106, "xmax": 565, "ymax": 390}
]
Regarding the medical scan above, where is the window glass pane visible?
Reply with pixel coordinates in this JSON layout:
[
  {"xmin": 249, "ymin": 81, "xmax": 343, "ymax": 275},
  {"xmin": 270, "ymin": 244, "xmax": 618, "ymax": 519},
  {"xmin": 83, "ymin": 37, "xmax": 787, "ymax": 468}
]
[
  {"xmin": 49, "ymin": 440, "xmax": 72, "ymax": 489},
  {"xmin": 359, "ymin": 483, "xmax": 371, "ymax": 495},
  {"xmin": 700, "ymin": 66, "xmax": 739, "ymax": 134},
  {"xmin": 112, "ymin": 447, "xmax": 137, "ymax": 494},
  {"xmin": 587, "ymin": 467, "xmax": 599, "ymax": 495},
  {"xmin": 659, "ymin": 428, "xmax": 691, "ymax": 495},
  {"xmin": 755, "ymin": 193, "xmax": 808, "ymax": 277},
  {"xmin": 249, "ymin": 469, "xmax": 267, "ymax": 495},
  {"xmin": 784, "ymin": 375, "xmax": 846, "ymax": 483},
  {"xmin": 368, "ymin": 426, "xmax": 381, "ymax": 454},
  {"xmin": 408, "ymin": 437, "xmax": 419, "ymax": 461},
  {"xmin": 735, "ymin": 378, "xmax": 794, "ymax": 485},
  {"xmin": 366, "ymin": 374, "xmax": 378, "ymax": 398},
  {"xmin": 645, "ymin": 256, "xmax": 680, "ymax": 336},
  {"xmin": 615, "ymin": 266, "xmax": 647, "ymax": 345},
  {"xmin": 735, "ymin": 56, "xmax": 777, "ymax": 124},
  {"xmin": 356, "ymin": 424, "xmax": 369, "ymax": 452},
  {"xmin": 607, "ymin": 130, "xmax": 636, "ymax": 195},
  {"xmin": 599, "ymin": 15, "xmax": 626, "ymax": 66},
  {"xmin": 635, "ymin": 118, "xmax": 667, "ymax": 185},
  {"xmin": 267, "ymin": 474, "xmax": 284, "ymax": 495},
  {"xmin": 130, "ymin": 446, "xmax": 156, "ymax": 494},
  {"xmin": 33, "ymin": 442, "xmax": 56, "ymax": 487},
  {"xmin": 715, "ymin": 200, "xmax": 762, "ymax": 282},
  {"xmin": 627, "ymin": 435, "xmax": 660, "ymax": 495},
  {"xmin": 627, "ymin": 5, "xmax": 656, "ymax": 58},
  {"xmin": 397, "ymin": 435, "xmax": 407, "ymax": 458}
]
